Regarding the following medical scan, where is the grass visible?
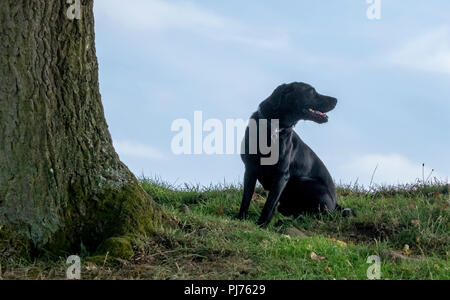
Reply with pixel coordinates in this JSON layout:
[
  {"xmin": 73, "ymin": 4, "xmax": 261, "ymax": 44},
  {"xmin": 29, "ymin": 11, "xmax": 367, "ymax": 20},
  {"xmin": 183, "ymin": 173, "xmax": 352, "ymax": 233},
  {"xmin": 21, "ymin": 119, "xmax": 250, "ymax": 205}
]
[{"xmin": 1, "ymin": 179, "xmax": 449, "ymax": 280}]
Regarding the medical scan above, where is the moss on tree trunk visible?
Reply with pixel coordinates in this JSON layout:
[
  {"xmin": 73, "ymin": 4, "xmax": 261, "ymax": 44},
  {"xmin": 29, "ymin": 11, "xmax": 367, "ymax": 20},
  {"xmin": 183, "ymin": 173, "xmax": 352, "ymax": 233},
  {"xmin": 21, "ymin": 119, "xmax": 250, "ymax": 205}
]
[{"xmin": 0, "ymin": 0, "xmax": 166, "ymax": 260}]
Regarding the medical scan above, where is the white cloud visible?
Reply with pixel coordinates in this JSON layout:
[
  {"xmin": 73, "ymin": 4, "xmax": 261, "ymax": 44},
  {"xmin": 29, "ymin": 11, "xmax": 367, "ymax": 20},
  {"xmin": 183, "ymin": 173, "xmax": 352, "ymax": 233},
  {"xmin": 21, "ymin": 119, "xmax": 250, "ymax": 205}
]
[
  {"xmin": 113, "ymin": 140, "xmax": 165, "ymax": 160},
  {"xmin": 94, "ymin": 0, "xmax": 290, "ymax": 50},
  {"xmin": 95, "ymin": 0, "xmax": 224, "ymax": 31},
  {"xmin": 389, "ymin": 27, "xmax": 450, "ymax": 74},
  {"xmin": 340, "ymin": 153, "xmax": 438, "ymax": 186}
]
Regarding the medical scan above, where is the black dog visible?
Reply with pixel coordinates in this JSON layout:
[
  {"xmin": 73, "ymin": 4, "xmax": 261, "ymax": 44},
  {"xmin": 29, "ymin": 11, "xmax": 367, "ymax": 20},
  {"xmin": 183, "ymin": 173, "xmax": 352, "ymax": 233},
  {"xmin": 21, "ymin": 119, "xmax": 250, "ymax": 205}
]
[{"xmin": 238, "ymin": 82, "xmax": 352, "ymax": 226}]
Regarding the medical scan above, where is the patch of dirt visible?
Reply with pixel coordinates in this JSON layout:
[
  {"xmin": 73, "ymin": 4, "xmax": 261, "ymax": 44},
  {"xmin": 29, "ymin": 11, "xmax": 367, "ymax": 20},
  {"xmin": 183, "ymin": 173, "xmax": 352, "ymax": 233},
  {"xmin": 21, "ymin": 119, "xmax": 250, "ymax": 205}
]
[
  {"xmin": 347, "ymin": 222, "xmax": 395, "ymax": 243},
  {"xmin": 380, "ymin": 250, "xmax": 422, "ymax": 263}
]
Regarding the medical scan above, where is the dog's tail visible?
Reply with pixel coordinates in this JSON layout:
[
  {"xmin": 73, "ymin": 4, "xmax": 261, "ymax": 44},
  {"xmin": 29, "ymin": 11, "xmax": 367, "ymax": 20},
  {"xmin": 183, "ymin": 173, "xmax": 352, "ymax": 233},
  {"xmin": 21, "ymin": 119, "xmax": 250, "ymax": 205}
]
[{"xmin": 336, "ymin": 204, "xmax": 356, "ymax": 217}]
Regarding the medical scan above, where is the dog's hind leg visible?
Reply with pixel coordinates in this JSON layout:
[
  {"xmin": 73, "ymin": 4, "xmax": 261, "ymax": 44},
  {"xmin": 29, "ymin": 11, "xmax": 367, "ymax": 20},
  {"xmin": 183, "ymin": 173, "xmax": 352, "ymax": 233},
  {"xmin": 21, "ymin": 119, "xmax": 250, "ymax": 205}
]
[{"xmin": 278, "ymin": 177, "xmax": 338, "ymax": 216}]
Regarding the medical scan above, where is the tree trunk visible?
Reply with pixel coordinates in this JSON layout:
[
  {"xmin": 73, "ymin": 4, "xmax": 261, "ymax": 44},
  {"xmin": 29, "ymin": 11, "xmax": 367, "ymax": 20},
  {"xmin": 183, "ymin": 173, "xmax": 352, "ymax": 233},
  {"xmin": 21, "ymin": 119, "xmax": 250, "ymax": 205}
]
[{"xmin": 0, "ymin": 0, "xmax": 164, "ymax": 258}]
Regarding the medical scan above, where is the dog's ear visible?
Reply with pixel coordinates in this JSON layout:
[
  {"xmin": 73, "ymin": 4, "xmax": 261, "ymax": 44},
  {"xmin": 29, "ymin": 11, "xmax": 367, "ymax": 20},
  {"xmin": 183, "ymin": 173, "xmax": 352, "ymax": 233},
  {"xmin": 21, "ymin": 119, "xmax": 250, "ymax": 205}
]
[{"xmin": 259, "ymin": 84, "xmax": 294, "ymax": 117}]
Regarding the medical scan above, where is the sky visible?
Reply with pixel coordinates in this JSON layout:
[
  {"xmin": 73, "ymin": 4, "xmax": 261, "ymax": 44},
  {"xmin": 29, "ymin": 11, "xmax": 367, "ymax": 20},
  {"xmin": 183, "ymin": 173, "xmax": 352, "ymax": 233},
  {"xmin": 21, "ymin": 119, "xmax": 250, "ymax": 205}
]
[{"xmin": 92, "ymin": 0, "xmax": 450, "ymax": 187}]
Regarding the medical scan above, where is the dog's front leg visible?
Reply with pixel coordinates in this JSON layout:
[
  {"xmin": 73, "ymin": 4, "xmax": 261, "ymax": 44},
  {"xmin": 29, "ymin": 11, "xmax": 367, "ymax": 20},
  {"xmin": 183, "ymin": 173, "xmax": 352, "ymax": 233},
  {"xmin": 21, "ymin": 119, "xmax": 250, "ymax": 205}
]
[
  {"xmin": 257, "ymin": 173, "xmax": 289, "ymax": 227},
  {"xmin": 238, "ymin": 170, "xmax": 257, "ymax": 220}
]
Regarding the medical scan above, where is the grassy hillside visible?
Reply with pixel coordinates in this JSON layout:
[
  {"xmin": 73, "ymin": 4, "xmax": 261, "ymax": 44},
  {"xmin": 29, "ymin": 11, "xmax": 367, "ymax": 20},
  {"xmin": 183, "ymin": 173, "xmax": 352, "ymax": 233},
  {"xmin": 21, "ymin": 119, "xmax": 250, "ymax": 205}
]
[{"xmin": 1, "ymin": 179, "xmax": 449, "ymax": 280}]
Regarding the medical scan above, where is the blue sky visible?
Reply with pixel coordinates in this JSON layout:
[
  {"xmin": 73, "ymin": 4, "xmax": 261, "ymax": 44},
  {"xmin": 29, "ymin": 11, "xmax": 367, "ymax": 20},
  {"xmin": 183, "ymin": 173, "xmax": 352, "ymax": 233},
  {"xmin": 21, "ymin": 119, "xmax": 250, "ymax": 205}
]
[{"xmin": 93, "ymin": 0, "xmax": 450, "ymax": 187}]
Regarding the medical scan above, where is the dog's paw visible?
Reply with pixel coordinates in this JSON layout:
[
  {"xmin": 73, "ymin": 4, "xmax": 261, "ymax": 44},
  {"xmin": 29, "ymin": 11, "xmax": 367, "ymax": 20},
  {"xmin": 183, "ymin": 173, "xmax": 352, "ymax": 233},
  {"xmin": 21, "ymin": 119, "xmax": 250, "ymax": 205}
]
[
  {"xmin": 342, "ymin": 208, "xmax": 356, "ymax": 218},
  {"xmin": 256, "ymin": 218, "xmax": 269, "ymax": 228},
  {"xmin": 237, "ymin": 212, "xmax": 248, "ymax": 220}
]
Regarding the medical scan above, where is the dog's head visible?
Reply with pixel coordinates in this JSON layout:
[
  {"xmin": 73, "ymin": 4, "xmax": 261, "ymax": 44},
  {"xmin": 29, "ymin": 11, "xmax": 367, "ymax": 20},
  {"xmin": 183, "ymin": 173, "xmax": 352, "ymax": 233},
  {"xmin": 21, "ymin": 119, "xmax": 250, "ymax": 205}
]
[{"xmin": 259, "ymin": 82, "xmax": 338, "ymax": 128}]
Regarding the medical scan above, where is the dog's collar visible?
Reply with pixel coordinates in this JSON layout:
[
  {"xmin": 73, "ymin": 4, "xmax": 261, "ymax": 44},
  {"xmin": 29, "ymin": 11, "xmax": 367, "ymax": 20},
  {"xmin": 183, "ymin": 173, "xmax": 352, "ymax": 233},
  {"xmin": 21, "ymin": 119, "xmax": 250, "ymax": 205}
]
[
  {"xmin": 257, "ymin": 109, "xmax": 295, "ymax": 133},
  {"xmin": 278, "ymin": 127, "xmax": 293, "ymax": 133}
]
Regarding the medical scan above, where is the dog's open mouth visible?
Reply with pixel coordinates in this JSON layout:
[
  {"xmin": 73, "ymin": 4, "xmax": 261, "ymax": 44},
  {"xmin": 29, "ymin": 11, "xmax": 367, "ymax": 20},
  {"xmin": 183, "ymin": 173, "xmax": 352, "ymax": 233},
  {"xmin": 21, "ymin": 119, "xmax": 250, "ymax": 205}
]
[
  {"xmin": 308, "ymin": 108, "xmax": 328, "ymax": 119},
  {"xmin": 304, "ymin": 108, "xmax": 329, "ymax": 123}
]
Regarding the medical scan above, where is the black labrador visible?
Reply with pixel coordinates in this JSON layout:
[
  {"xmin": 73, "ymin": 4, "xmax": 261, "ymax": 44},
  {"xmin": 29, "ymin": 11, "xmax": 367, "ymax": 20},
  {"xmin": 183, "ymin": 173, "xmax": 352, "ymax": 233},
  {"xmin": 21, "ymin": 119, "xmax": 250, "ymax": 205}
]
[{"xmin": 238, "ymin": 82, "xmax": 353, "ymax": 226}]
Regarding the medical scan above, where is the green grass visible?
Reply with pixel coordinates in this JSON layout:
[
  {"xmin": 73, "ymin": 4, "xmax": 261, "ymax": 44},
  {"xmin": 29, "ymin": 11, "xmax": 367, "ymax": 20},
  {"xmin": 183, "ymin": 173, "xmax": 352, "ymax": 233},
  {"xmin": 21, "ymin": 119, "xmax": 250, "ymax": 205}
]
[{"xmin": 1, "ymin": 179, "xmax": 449, "ymax": 280}]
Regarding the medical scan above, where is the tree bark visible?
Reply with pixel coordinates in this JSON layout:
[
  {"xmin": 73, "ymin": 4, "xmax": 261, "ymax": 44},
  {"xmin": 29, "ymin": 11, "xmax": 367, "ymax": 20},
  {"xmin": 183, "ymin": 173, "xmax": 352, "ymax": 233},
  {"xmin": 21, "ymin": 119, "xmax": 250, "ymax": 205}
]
[{"xmin": 0, "ymin": 0, "xmax": 163, "ymax": 257}]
